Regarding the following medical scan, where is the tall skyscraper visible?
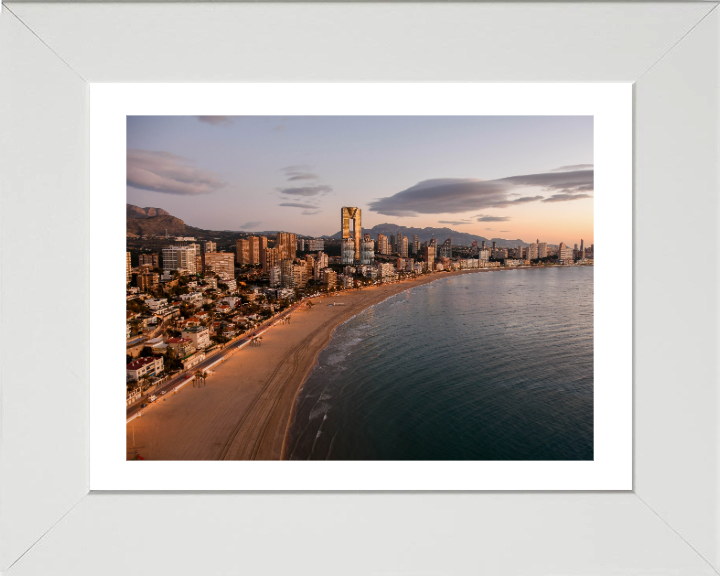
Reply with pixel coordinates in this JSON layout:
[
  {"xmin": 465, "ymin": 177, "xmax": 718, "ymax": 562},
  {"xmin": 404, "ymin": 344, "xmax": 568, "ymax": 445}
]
[
  {"xmin": 280, "ymin": 260, "xmax": 295, "ymax": 288},
  {"xmin": 243, "ymin": 236, "xmax": 263, "ymax": 265},
  {"xmin": 492, "ymin": 241, "xmax": 496, "ymax": 250},
  {"xmin": 162, "ymin": 246, "xmax": 197, "ymax": 274},
  {"xmin": 390, "ymin": 234, "xmax": 396, "ymax": 253},
  {"xmin": 263, "ymin": 247, "xmax": 280, "ymax": 273},
  {"xmin": 126, "ymin": 252, "xmax": 131, "ymax": 284},
  {"xmin": 481, "ymin": 240, "xmax": 486, "ymax": 250},
  {"xmin": 236, "ymin": 239, "xmax": 251, "ymax": 265},
  {"xmin": 425, "ymin": 238, "xmax": 437, "ymax": 271},
  {"xmin": 413, "ymin": 235, "xmax": 419, "ymax": 254},
  {"xmin": 399, "ymin": 236, "xmax": 409, "ymax": 258},
  {"xmin": 580, "ymin": 239, "xmax": 584, "ymax": 252},
  {"xmin": 526, "ymin": 243, "xmax": 538, "ymax": 260},
  {"xmin": 341, "ymin": 207, "xmax": 362, "ymax": 262},
  {"xmin": 361, "ymin": 234, "xmax": 375, "ymax": 264},
  {"xmin": 276, "ymin": 232, "xmax": 297, "ymax": 261},
  {"xmin": 440, "ymin": 238, "xmax": 451, "ymax": 259},
  {"xmin": 538, "ymin": 242, "xmax": 548, "ymax": 258},
  {"xmin": 268, "ymin": 266, "xmax": 281, "ymax": 288},
  {"xmin": 378, "ymin": 234, "xmax": 389, "ymax": 255}
]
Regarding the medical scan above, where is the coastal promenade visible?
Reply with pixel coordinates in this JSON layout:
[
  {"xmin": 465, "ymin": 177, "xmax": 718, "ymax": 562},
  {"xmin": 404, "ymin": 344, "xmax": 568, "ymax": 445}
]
[{"xmin": 126, "ymin": 266, "xmax": 568, "ymax": 460}]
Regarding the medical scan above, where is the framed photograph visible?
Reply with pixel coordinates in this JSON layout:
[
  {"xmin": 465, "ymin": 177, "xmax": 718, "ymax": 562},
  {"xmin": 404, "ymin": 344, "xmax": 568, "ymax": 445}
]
[
  {"xmin": 2, "ymin": 2, "xmax": 718, "ymax": 575},
  {"xmin": 90, "ymin": 83, "xmax": 630, "ymax": 491}
]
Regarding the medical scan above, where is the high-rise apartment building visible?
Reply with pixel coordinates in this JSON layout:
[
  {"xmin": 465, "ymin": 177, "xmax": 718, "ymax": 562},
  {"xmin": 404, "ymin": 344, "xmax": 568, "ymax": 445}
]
[
  {"xmin": 342, "ymin": 238, "xmax": 356, "ymax": 265},
  {"xmin": 276, "ymin": 232, "xmax": 297, "ymax": 261},
  {"xmin": 538, "ymin": 242, "xmax": 548, "ymax": 259},
  {"xmin": 162, "ymin": 246, "xmax": 197, "ymax": 274},
  {"xmin": 307, "ymin": 239, "xmax": 324, "ymax": 251},
  {"xmin": 139, "ymin": 253, "xmax": 159, "ymax": 268},
  {"xmin": 481, "ymin": 240, "xmax": 486, "ymax": 250},
  {"xmin": 424, "ymin": 238, "xmax": 437, "ymax": 271},
  {"xmin": 440, "ymin": 238, "xmax": 451, "ymax": 259},
  {"xmin": 203, "ymin": 252, "xmax": 235, "ymax": 277},
  {"xmin": 292, "ymin": 264, "xmax": 308, "ymax": 288},
  {"xmin": 399, "ymin": 236, "xmax": 409, "ymax": 258},
  {"xmin": 126, "ymin": 252, "xmax": 132, "ymax": 284},
  {"xmin": 492, "ymin": 241, "xmax": 496, "ymax": 250},
  {"xmin": 236, "ymin": 239, "xmax": 250, "ymax": 265},
  {"xmin": 413, "ymin": 235, "xmax": 419, "ymax": 254},
  {"xmin": 280, "ymin": 260, "xmax": 295, "ymax": 288},
  {"xmin": 341, "ymin": 207, "xmax": 362, "ymax": 262},
  {"xmin": 268, "ymin": 266, "xmax": 281, "ymax": 288},
  {"xmin": 378, "ymin": 234, "xmax": 389, "ymax": 255},
  {"xmin": 492, "ymin": 247, "xmax": 508, "ymax": 259},
  {"xmin": 322, "ymin": 269, "xmax": 338, "ymax": 289},
  {"xmin": 526, "ymin": 243, "xmax": 538, "ymax": 260},
  {"xmin": 304, "ymin": 255, "xmax": 315, "ymax": 277},
  {"xmin": 263, "ymin": 247, "xmax": 280, "ymax": 273},
  {"xmin": 361, "ymin": 234, "xmax": 375, "ymax": 265},
  {"xmin": 479, "ymin": 249, "xmax": 490, "ymax": 261},
  {"xmin": 580, "ymin": 239, "xmax": 584, "ymax": 252},
  {"xmin": 204, "ymin": 241, "xmax": 216, "ymax": 253},
  {"xmin": 316, "ymin": 251, "xmax": 329, "ymax": 269},
  {"xmin": 247, "ymin": 236, "xmax": 263, "ymax": 265},
  {"xmin": 136, "ymin": 270, "xmax": 159, "ymax": 292},
  {"xmin": 558, "ymin": 242, "xmax": 573, "ymax": 261},
  {"xmin": 390, "ymin": 234, "xmax": 396, "ymax": 253}
]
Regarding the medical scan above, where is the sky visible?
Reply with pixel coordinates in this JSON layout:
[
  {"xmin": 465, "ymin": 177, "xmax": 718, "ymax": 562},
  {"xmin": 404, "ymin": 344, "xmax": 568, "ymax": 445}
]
[{"xmin": 127, "ymin": 115, "xmax": 593, "ymax": 245}]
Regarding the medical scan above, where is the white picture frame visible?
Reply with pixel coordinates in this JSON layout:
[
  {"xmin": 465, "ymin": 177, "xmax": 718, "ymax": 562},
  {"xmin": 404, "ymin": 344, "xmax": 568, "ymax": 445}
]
[{"xmin": 1, "ymin": 2, "xmax": 718, "ymax": 574}]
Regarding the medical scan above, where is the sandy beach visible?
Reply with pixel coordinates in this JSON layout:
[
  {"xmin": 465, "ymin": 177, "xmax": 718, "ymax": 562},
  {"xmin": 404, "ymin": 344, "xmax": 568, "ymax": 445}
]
[{"xmin": 126, "ymin": 267, "xmax": 548, "ymax": 460}]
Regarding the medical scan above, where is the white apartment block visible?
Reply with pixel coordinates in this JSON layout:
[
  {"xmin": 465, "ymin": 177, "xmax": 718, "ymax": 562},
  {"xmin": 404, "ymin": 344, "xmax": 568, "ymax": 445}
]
[
  {"xmin": 181, "ymin": 326, "xmax": 211, "ymax": 350},
  {"xmin": 126, "ymin": 356, "xmax": 164, "ymax": 381},
  {"xmin": 162, "ymin": 245, "xmax": 197, "ymax": 274},
  {"xmin": 269, "ymin": 265, "xmax": 282, "ymax": 288}
]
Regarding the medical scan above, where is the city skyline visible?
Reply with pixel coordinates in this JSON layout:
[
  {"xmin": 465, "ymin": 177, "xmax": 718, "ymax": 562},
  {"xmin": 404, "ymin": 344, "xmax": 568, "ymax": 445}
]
[{"xmin": 127, "ymin": 116, "xmax": 594, "ymax": 245}]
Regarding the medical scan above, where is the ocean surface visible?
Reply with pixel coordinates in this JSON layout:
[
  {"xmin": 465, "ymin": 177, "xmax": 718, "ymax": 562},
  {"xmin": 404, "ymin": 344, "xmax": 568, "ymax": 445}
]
[{"xmin": 285, "ymin": 267, "xmax": 593, "ymax": 460}]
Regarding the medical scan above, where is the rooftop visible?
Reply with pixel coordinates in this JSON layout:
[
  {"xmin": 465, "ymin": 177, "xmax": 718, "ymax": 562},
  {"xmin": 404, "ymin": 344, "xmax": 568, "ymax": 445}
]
[{"xmin": 126, "ymin": 356, "xmax": 161, "ymax": 370}]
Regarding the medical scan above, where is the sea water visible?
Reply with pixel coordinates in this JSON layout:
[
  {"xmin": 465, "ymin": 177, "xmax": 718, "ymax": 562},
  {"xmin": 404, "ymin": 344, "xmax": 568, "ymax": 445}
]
[{"xmin": 285, "ymin": 266, "xmax": 593, "ymax": 460}]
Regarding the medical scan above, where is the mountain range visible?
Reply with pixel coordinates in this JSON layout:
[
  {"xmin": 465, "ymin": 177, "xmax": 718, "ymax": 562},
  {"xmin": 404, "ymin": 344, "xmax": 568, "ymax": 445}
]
[
  {"xmin": 128, "ymin": 204, "xmax": 528, "ymax": 246},
  {"xmin": 326, "ymin": 223, "xmax": 529, "ymax": 248}
]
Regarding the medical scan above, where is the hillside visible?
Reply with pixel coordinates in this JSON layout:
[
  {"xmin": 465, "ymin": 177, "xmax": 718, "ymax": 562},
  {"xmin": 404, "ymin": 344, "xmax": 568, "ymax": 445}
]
[{"xmin": 127, "ymin": 204, "xmax": 170, "ymax": 219}]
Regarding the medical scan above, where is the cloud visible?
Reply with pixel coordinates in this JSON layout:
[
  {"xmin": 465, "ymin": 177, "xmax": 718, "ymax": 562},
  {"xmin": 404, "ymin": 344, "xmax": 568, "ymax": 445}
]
[
  {"xmin": 197, "ymin": 116, "xmax": 233, "ymax": 125},
  {"xmin": 282, "ymin": 166, "xmax": 320, "ymax": 181},
  {"xmin": 476, "ymin": 215, "xmax": 511, "ymax": 222},
  {"xmin": 368, "ymin": 169, "xmax": 593, "ymax": 216},
  {"xmin": 551, "ymin": 164, "xmax": 594, "ymax": 172},
  {"xmin": 438, "ymin": 220, "xmax": 468, "ymax": 226},
  {"xmin": 541, "ymin": 193, "xmax": 593, "ymax": 203},
  {"xmin": 279, "ymin": 202, "xmax": 318, "ymax": 209},
  {"xmin": 302, "ymin": 210, "xmax": 321, "ymax": 216},
  {"xmin": 485, "ymin": 228, "xmax": 494, "ymax": 231},
  {"xmin": 277, "ymin": 185, "xmax": 333, "ymax": 197},
  {"xmin": 500, "ymin": 230, "xmax": 511, "ymax": 233},
  {"xmin": 127, "ymin": 149, "xmax": 227, "ymax": 196},
  {"xmin": 239, "ymin": 221, "xmax": 262, "ymax": 230}
]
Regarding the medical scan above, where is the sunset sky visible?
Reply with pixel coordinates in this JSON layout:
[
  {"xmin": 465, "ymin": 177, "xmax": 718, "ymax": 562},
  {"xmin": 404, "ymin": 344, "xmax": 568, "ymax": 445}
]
[{"xmin": 127, "ymin": 116, "xmax": 593, "ymax": 245}]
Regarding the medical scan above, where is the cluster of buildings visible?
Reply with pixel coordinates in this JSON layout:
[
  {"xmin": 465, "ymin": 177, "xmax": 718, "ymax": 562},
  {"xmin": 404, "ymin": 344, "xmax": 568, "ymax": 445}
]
[{"xmin": 126, "ymin": 209, "xmax": 593, "ymax": 396}]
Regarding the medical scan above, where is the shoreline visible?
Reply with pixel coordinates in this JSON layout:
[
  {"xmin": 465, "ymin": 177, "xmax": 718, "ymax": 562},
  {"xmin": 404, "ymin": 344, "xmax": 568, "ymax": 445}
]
[
  {"xmin": 126, "ymin": 265, "xmax": 589, "ymax": 461},
  {"xmin": 278, "ymin": 264, "xmax": 576, "ymax": 459}
]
